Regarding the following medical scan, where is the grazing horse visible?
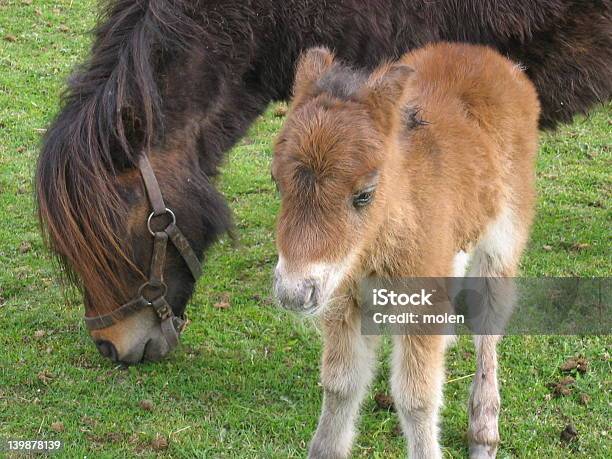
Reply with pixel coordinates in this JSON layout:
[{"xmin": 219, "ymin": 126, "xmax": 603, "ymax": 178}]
[
  {"xmin": 272, "ymin": 43, "xmax": 539, "ymax": 458},
  {"xmin": 36, "ymin": 0, "xmax": 610, "ymax": 363}
]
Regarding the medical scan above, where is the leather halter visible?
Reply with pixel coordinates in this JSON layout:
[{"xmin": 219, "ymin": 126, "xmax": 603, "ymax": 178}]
[{"xmin": 84, "ymin": 154, "xmax": 202, "ymax": 351}]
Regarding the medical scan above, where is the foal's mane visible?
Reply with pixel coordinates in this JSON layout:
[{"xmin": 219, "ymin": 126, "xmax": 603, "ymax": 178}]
[{"xmin": 36, "ymin": 0, "xmax": 201, "ymax": 311}]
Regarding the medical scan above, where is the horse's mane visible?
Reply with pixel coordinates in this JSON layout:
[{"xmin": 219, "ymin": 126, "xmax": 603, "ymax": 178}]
[{"xmin": 36, "ymin": 0, "xmax": 201, "ymax": 311}]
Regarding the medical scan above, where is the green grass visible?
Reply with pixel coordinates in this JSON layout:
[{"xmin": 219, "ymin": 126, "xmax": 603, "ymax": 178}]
[{"xmin": 0, "ymin": 1, "xmax": 610, "ymax": 457}]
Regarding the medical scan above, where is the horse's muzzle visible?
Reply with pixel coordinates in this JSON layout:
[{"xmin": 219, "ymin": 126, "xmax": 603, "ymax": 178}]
[{"xmin": 89, "ymin": 307, "xmax": 184, "ymax": 364}]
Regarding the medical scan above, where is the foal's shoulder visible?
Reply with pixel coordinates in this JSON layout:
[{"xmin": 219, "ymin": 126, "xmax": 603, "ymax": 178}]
[{"xmin": 401, "ymin": 42, "xmax": 540, "ymax": 135}]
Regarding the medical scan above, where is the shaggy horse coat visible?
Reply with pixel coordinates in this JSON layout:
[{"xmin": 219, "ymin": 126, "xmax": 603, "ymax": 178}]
[
  {"xmin": 272, "ymin": 42, "xmax": 539, "ymax": 459},
  {"xmin": 36, "ymin": 0, "xmax": 610, "ymax": 361}
]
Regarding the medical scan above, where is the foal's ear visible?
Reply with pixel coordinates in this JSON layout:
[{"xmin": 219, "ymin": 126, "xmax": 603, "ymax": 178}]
[
  {"xmin": 362, "ymin": 63, "xmax": 414, "ymax": 134},
  {"xmin": 293, "ymin": 47, "xmax": 334, "ymax": 99}
]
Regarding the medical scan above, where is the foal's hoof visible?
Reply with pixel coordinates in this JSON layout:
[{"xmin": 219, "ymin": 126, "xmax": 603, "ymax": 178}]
[{"xmin": 469, "ymin": 444, "xmax": 497, "ymax": 459}]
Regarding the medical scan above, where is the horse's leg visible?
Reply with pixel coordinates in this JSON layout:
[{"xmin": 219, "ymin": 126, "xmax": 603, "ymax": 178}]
[
  {"xmin": 309, "ymin": 303, "xmax": 379, "ymax": 459},
  {"xmin": 391, "ymin": 334, "xmax": 446, "ymax": 459}
]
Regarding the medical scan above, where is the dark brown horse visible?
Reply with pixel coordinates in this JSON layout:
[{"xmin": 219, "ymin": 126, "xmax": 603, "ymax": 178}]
[{"xmin": 36, "ymin": 0, "xmax": 611, "ymax": 363}]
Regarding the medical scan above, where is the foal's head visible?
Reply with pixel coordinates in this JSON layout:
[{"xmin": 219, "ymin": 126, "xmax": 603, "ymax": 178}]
[
  {"xmin": 36, "ymin": 1, "xmax": 232, "ymax": 363},
  {"xmin": 272, "ymin": 48, "xmax": 414, "ymax": 315}
]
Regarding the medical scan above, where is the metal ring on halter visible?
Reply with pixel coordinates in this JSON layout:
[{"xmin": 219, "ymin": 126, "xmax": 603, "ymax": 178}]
[
  {"xmin": 146, "ymin": 208, "xmax": 176, "ymax": 236},
  {"xmin": 138, "ymin": 281, "xmax": 168, "ymax": 303}
]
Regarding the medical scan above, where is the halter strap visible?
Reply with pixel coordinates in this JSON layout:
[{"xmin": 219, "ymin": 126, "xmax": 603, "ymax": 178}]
[
  {"xmin": 84, "ymin": 296, "xmax": 150, "ymax": 330},
  {"xmin": 165, "ymin": 223, "xmax": 202, "ymax": 279},
  {"xmin": 139, "ymin": 154, "xmax": 167, "ymax": 215},
  {"xmin": 84, "ymin": 152, "xmax": 202, "ymax": 354}
]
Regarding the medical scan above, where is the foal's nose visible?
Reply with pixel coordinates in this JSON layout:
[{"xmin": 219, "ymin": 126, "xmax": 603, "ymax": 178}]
[
  {"xmin": 274, "ymin": 269, "xmax": 319, "ymax": 312},
  {"xmin": 291, "ymin": 279, "xmax": 317, "ymax": 308}
]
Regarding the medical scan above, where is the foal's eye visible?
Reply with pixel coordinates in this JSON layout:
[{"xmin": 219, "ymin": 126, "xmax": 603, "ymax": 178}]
[{"xmin": 352, "ymin": 188, "xmax": 375, "ymax": 208}]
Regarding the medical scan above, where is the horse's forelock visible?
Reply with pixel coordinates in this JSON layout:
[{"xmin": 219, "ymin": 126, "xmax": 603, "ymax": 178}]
[
  {"xmin": 37, "ymin": 114, "xmax": 132, "ymax": 314},
  {"xmin": 36, "ymin": 0, "xmax": 202, "ymax": 314}
]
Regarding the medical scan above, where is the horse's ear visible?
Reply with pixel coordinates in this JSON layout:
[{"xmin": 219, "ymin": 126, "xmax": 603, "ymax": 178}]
[
  {"xmin": 293, "ymin": 47, "xmax": 334, "ymax": 100},
  {"xmin": 361, "ymin": 63, "xmax": 414, "ymax": 134}
]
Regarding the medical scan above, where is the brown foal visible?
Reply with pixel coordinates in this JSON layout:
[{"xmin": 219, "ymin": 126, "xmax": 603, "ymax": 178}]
[{"xmin": 272, "ymin": 42, "xmax": 540, "ymax": 458}]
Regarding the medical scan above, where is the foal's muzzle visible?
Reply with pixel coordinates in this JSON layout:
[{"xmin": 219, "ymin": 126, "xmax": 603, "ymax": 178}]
[{"xmin": 273, "ymin": 267, "xmax": 320, "ymax": 314}]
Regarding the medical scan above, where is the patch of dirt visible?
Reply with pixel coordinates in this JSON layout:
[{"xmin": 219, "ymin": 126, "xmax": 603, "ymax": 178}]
[
  {"xmin": 462, "ymin": 350, "xmax": 474, "ymax": 359},
  {"xmin": 578, "ymin": 393, "xmax": 590, "ymax": 406},
  {"xmin": 87, "ymin": 432, "xmax": 123, "ymax": 444},
  {"xmin": 139, "ymin": 399, "xmax": 154, "ymax": 411},
  {"xmin": 106, "ymin": 432, "xmax": 123, "ymax": 443},
  {"xmin": 4, "ymin": 34, "xmax": 17, "ymax": 42},
  {"xmin": 150, "ymin": 434, "xmax": 169, "ymax": 451},
  {"xmin": 19, "ymin": 241, "xmax": 32, "ymax": 253},
  {"xmin": 34, "ymin": 330, "xmax": 46, "ymax": 339},
  {"xmin": 81, "ymin": 416, "xmax": 97, "ymax": 427},
  {"xmin": 560, "ymin": 356, "xmax": 588, "ymax": 373},
  {"xmin": 587, "ymin": 200, "xmax": 604, "ymax": 208},
  {"xmin": 50, "ymin": 422, "xmax": 64, "ymax": 433},
  {"xmin": 548, "ymin": 375, "xmax": 575, "ymax": 397},
  {"xmin": 213, "ymin": 292, "xmax": 231, "ymax": 309},
  {"xmin": 374, "ymin": 392, "xmax": 394, "ymax": 411},
  {"xmin": 37, "ymin": 370, "xmax": 53, "ymax": 385},
  {"xmin": 560, "ymin": 424, "xmax": 578, "ymax": 443},
  {"xmin": 559, "ymin": 241, "xmax": 590, "ymax": 252},
  {"xmin": 570, "ymin": 242, "xmax": 590, "ymax": 252},
  {"xmin": 128, "ymin": 433, "xmax": 140, "ymax": 445}
]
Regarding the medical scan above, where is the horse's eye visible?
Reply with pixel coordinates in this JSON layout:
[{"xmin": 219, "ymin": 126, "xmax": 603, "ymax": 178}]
[{"xmin": 352, "ymin": 188, "xmax": 375, "ymax": 208}]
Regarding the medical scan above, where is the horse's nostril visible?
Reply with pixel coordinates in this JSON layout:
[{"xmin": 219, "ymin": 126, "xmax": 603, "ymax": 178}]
[
  {"xmin": 142, "ymin": 338, "xmax": 166, "ymax": 362},
  {"xmin": 95, "ymin": 340, "xmax": 118, "ymax": 362}
]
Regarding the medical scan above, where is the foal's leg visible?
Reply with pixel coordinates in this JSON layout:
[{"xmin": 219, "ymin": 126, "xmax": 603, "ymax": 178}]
[
  {"xmin": 467, "ymin": 206, "xmax": 527, "ymax": 458},
  {"xmin": 468, "ymin": 332, "xmax": 501, "ymax": 459},
  {"xmin": 391, "ymin": 334, "xmax": 446, "ymax": 459},
  {"xmin": 309, "ymin": 303, "xmax": 379, "ymax": 459},
  {"xmin": 467, "ymin": 275, "xmax": 515, "ymax": 458}
]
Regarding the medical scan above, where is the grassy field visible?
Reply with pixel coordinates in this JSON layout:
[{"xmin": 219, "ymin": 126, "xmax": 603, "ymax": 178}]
[{"xmin": 0, "ymin": 0, "xmax": 610, "ymax": 457}]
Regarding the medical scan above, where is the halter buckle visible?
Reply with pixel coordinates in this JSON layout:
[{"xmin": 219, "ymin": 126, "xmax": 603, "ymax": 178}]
[
  {"xmin": 138, "ymin": 281, "xmax": 168, "ymax": 303},
  {"xmin": 151, "ymin": 297, "xmax": 173, "ymax": 321},
  {"xmin": 147, "ymin": 208, "xmax": 176, "ymax": 236}
]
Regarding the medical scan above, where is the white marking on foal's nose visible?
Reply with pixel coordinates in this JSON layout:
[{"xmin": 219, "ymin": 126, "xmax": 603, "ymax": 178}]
[{"xmin": 274, "ymin": 251, "xmax": 359, "ymax": 314}]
